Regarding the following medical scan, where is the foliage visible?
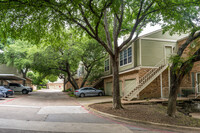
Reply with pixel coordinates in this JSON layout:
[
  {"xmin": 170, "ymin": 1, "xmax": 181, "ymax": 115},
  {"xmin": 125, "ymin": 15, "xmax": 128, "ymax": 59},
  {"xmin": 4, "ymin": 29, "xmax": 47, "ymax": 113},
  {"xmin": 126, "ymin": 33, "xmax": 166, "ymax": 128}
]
[
  {"xmin": 1, "ymin": 0, "xmax": 199, "ymax": 109},
  {"xmin": 79, "ymin": 38, "xmax": 105, "ymax": 85},
  {"xmin": 27, "ymin": 71, "xmax": 48, "ymax": 86},
  {"xmin": 46, "ymin": 75, "xmax": 58, "ymax": 83},
  {"xmin": 163, "ymin": 2, "xmax": 200, "ymax": 116},
  {"xmin": 31, "ymin": 29, "xmax": 105, "ymax": 89},
  {"xmin": 3, "ymin": 40, "xmax": 37, "ymax": 75}
]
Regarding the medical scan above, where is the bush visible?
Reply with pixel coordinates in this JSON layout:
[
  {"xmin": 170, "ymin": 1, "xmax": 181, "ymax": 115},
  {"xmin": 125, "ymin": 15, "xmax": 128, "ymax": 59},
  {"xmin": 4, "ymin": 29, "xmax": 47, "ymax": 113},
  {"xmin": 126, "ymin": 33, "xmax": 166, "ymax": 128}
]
[
  {"xmin": 64, "ymin": 89, "xmax": 71, "ymax": 92},
  {"xmin": 69, "ymin": 94, "xmax": 75, "ymax": 97},
  {"xmin": 182, "ymin": 89, "xmax": 194, "ymax": 97}
]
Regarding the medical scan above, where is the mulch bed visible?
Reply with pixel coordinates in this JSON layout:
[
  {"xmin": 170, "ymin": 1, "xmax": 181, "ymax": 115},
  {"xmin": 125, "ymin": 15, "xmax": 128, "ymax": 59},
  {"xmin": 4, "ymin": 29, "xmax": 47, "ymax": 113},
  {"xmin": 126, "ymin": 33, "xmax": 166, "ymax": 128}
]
[{"xmin": 89, "ymin": 103, "xmax": 200, "ymax": 127}]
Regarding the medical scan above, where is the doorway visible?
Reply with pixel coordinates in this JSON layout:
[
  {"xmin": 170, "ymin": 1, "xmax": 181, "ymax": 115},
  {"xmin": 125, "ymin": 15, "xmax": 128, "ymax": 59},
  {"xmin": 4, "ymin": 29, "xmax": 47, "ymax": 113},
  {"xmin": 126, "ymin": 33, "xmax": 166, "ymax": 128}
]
[{"xmin": 164, "ymin": 46, "xmax": 173, "ymax": 64}]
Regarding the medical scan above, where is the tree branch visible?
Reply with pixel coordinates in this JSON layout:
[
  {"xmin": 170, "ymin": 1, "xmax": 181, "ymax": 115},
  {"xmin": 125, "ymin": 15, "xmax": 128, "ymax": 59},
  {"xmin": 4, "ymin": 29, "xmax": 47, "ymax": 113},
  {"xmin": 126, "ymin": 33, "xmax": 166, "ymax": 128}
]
[
  {"xmin": 177, "ymin": 30, "xmax": 200, "ymax": 56},
  {"xmin": 103, "ymin": 9, "xmax": 112, "ymax": 50}
]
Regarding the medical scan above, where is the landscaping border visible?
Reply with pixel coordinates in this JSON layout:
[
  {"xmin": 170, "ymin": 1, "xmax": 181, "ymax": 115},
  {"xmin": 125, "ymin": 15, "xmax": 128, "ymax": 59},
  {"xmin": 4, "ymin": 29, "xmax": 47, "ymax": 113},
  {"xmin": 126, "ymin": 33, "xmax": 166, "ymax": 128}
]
[{"xmin": 84, "ymin": 102, "xmax": 200, "ymax": 131}]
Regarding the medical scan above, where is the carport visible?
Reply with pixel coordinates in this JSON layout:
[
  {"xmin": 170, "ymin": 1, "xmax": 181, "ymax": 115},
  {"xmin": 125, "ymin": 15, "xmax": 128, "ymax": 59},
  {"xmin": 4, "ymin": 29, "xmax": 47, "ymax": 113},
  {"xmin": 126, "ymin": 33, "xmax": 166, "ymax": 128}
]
[{"xmin": 0, "ymin": 74, "xmax": 26, "ymax": 85}]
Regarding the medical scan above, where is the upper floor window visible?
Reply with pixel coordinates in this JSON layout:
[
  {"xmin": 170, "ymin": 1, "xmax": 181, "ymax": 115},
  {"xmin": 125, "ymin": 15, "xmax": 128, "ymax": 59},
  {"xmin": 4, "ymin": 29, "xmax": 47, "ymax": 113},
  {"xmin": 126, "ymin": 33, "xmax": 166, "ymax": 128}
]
[
  {"xmin": 105, "ymin": 59, "xmax": 109, "ymax": 71},
  {"xmin": 120, "ymin": 47, "xmax": 132, "ymax": 66}
]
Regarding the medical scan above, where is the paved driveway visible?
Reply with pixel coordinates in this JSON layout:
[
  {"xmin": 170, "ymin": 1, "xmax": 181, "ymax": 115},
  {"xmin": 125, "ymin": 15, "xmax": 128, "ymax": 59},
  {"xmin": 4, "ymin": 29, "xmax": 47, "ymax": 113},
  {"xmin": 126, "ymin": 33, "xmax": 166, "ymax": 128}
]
[{"xmin": 0, "ymin": 89, "xmax": 198, "ymax": 133}]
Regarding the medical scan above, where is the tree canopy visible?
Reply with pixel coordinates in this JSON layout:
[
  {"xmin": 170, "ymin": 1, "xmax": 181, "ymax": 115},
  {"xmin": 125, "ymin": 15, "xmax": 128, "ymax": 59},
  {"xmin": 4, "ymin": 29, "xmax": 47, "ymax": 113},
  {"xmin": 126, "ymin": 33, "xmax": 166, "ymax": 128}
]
[
  {"xmin": 31, "ymin": 29, "xmax": 105, "ymax": 90},
  {"xmin": 1, "ymin": 0, "xmax": 200, "ymax": 109},
  {"xmin": 2, "ymin": 40, "xmax": 37, "ymax": 85}
]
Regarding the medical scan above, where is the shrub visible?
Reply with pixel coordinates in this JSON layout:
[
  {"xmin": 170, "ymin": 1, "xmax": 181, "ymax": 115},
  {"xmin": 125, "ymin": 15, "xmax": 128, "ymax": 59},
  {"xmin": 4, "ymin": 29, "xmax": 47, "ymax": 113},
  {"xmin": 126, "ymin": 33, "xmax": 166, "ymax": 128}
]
[{"xmin": 182, "ymin": 89, "xmax": 194, "ymax": 97}]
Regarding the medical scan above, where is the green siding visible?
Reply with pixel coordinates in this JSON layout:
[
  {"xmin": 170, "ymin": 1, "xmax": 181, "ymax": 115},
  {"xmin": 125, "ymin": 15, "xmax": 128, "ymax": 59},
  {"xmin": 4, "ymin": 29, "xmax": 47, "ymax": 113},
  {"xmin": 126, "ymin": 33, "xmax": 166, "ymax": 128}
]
[
  {"xmin": 134, "ymin": 40, "xmax": 138, "ymax": 67},
  {"xmin": 141, "ymin": 40, "xmax": 176, "ymax": 66},
  {"xmin": 144, "ymin": 30, "xmax": 188, "ymax": 40},
  {"xmin": 136, "ymin": 40, "xmax": 140, "ymax": 66},
  {"xmin": 0, "ymin": 64, "xmax": 21, "ymax": 76}
]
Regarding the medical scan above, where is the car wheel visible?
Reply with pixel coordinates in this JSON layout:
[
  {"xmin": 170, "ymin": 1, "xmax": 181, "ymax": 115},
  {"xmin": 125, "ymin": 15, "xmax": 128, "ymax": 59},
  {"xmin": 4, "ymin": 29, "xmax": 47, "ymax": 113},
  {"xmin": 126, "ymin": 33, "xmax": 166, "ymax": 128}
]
[
  {"xmin": 80, "ymin": 93, "xmax": 85, "ymax": 98},
  {"xmin": 6, "ymin": 95, "xmax": 8, "ymax": 98},
  {"xmin": 98, "ymin": 92, "xmax": 103, "ymax": 96},
  {"xmin": 22, "ymin": 89, "xmax": 28, "ymax": 94}
]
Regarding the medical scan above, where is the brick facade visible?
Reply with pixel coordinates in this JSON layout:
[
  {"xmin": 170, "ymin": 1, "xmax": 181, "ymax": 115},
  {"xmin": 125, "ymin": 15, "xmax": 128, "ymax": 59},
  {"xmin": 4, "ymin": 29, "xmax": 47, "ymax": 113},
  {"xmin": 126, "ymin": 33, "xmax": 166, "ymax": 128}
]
[
  {"xmin": 65, "ymin": 77, "xmax": 103, "ymax": 90},
  {"xmin": 102, "ymin": 35, "xmax": 200, "ymax": 99},
  {"xmin": 47, "ymin": 83, "xmax": 63, "ymax": 90}
]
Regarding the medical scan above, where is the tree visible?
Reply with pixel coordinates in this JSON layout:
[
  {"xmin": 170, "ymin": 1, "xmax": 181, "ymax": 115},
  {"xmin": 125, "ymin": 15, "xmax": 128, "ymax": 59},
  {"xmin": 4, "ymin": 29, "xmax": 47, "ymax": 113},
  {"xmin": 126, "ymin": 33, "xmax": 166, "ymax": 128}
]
[
  {"xmin": 3, "ymin": 40, "xmax": 35, "ymax": 85},
  {"xmin": 160, "ymin": 3, "xmax": 200, "ymax": 117},
  {"xmin": 27, "ymin": 71, "xmax": 48, "ymax": 86},
  {"xmin": 1, "ymin": 0, "xmax": 199, "ymax": 109},
  {"xmin": 31, "ymin": 29, "xmax": 105, "ymax": 91},
  {"xmin": 79, "ymin": 38, "xmax": 105, "ymax": 87}
]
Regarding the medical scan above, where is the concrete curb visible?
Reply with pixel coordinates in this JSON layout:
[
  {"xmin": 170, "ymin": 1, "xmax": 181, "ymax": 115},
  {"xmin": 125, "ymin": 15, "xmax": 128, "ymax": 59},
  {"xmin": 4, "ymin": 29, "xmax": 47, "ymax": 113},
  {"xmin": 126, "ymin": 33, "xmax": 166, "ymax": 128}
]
[{"xmin": 84, "ymin": 103, "xmax": 200, "ymax": 131}]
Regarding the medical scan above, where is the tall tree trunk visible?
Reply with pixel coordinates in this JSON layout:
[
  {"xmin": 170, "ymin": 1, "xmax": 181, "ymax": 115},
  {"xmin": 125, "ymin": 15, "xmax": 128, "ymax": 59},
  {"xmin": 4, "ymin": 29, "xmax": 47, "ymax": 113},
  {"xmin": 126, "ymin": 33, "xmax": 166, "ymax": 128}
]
[
  {"xmin": 22, "ymin": 72, "xmax": 26, "ymax": 86},
  {"xmin": 167, "ymin": 62, "xmax": 193, "ymax": 116},
  {"xmin": 80, "ymin": 67, "xmax": 92, "ymax": 88},
  {"xmin": 63, "ymin": 77, "xmax": 68, "ymax": 92},
  {"xmin": 21, "ymin": 68, "xmax": 28, "ymax": 86},
  {"xmin": 65, "ymin": 63, "xmax": 79, "ymax": 90},
  {"xmin": 167, "ymin": 70, "xmax": 179, "ymax": 117},
  {"xmin": 111, "ymin": 53, "xmax": 123, "ymax": 109}
]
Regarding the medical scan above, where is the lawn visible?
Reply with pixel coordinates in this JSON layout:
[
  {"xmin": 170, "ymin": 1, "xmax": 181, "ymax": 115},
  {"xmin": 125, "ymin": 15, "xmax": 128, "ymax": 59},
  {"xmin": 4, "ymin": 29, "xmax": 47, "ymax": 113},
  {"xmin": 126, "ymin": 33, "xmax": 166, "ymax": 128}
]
[{"xmin": 89, "ymin": 103, "xmax": 200, "ymax": 127}]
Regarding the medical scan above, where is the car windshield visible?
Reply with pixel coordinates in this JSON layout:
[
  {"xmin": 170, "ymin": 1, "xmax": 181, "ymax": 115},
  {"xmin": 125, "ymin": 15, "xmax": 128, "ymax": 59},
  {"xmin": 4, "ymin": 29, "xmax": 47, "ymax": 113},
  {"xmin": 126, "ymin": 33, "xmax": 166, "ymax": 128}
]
[{"xmin": 20, "ymin": 84, "xmax": 24, "ymax": 87}]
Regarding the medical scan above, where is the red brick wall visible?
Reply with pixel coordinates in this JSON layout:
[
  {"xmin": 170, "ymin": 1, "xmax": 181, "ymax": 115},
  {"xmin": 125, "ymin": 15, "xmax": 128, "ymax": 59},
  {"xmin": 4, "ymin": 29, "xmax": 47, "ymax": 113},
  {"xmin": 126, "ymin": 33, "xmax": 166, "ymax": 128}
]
[
  {"xmin": 176, "ymin": 38, "xmax": 200, "ymax": 93},
  {"xmin": 139, "ymin": 69, "xmax": 169, "ymax": 99},
  {"xmin": 65, "ymin": 77, "xmax": 99, "ymax": 90}
]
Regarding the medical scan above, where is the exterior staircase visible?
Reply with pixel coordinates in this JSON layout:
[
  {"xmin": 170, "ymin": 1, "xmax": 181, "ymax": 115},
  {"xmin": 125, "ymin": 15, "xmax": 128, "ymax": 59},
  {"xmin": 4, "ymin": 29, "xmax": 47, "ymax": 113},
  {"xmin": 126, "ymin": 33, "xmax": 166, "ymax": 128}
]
[{"xmin": 122, "ymin": 59, "xmax": 168, "ymax": 101}]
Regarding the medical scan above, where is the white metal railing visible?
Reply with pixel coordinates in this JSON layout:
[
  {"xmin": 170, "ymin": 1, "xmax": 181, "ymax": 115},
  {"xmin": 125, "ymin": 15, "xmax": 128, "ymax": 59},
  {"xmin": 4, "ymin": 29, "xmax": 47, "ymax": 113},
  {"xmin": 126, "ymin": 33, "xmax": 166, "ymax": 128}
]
[
  {"xmin": 139, "ymin": 59, "xmax": 166, "ymax": 84},
  {"xmin": 123, "ymin": 58, "xmax": 167, "ymax": 99}
]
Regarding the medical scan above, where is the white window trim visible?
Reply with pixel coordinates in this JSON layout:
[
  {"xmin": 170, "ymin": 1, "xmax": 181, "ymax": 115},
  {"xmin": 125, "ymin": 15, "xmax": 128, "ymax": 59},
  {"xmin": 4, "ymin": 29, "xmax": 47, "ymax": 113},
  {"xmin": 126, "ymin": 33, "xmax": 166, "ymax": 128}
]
[
  {"xmin": 119, "ymin": 46, "xmax": 133, "ymax": 67},
  {"xmin": 104, "ymin": 58, "xmax": 110, "ymax": 72},
  {"xmin": 164, "ymin": 45, "xmax": 173, "ymax": 64},
  {"xmin": 196, "ymin": 73, "xmax": 200, "ymax": 93}
]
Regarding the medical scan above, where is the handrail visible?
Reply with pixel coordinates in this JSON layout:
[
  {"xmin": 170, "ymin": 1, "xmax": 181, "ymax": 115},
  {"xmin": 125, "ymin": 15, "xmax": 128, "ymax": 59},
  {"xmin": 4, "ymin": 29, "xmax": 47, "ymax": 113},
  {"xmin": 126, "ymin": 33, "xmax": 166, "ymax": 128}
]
[
  {"xmin": 123, "ymin": 58, "xmax": 167, "ymax": 100},
  {"xmin": 139, "ymin": 58, "xmax": 166, "ymax": 84}
]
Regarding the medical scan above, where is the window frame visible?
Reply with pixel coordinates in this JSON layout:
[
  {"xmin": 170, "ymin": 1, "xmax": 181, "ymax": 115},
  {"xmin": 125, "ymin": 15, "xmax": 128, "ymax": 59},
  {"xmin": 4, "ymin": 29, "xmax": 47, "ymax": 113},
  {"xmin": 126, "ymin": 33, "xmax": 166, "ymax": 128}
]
[
  {"xmin": 119, "ymin": 46, "xmax": 132, "ymax": 67},
  {"xmin": 104, "ymin": 59, "xmax": 110, "ymax": 72}
]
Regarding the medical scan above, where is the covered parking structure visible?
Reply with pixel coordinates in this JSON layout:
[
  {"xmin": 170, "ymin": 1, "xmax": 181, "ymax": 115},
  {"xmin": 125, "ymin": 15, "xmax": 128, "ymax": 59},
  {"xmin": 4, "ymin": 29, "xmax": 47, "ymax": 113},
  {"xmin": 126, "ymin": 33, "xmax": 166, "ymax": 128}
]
[{"xmin": 0, "ymin": 74, "xmax": 26, "ymax": 86}]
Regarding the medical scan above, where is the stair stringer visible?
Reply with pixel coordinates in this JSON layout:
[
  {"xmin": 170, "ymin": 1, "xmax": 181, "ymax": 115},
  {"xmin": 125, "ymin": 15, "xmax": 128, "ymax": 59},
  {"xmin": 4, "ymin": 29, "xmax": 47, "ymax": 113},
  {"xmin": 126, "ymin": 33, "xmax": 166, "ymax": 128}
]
[{"xmin": 123, "ymin": 65, "xmax": 168, "ymax": 101}]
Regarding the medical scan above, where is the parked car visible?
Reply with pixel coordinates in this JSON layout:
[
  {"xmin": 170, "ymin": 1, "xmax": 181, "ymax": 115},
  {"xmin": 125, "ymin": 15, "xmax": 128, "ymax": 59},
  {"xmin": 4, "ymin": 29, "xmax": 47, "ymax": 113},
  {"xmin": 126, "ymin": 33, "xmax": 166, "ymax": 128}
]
[
  {"xmin": 7, "ymin": 83, "xmax": 32, "ymax": 94},
  {"xmin": 0, "ymin": 86, "xmax": 14, "ymax": 98},
  {"xmin": 74, "ymin": 87, "xmax": 104, "ymax": 97},
  {"xmin": 0, "ymin": 91, "xmax": 4, "ymax": 98}
]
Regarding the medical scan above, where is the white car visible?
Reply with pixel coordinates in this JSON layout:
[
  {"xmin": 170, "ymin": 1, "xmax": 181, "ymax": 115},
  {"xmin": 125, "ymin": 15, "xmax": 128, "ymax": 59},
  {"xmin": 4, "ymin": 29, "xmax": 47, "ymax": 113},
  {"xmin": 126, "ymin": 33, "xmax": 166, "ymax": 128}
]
[{"xmin": 8, "ymin": 83, "xmax": 32, "ymax": 94}]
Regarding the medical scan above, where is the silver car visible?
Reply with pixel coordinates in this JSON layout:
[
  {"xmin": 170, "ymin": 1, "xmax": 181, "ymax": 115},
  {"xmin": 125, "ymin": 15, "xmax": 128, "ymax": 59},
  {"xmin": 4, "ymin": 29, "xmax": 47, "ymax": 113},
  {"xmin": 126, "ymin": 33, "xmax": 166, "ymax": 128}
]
[
  {"xmin": 0, "ymin": 91, "xmax": 4, "ymax": 98},
  {"xmin": 74, "ymin": 87, "xmax": 104, "ymax": 97}
]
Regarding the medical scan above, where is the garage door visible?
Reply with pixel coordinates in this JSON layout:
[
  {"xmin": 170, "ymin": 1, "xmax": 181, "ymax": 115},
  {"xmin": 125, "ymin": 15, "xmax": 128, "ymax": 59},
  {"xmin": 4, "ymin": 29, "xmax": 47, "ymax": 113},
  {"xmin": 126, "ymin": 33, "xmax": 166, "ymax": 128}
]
[
  {"xmin": 124, "ymin": 79, "xmax": 136, "ymax": 96},
  {"xmin": 105, "ymin": 82, "xmax": 112, "ymax": 96}
]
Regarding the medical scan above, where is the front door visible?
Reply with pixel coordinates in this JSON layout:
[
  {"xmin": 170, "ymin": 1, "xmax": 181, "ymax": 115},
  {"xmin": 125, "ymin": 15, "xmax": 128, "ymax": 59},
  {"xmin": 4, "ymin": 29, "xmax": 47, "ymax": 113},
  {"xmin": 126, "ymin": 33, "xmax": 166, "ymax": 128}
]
[
  {"xmin": 197, "ymin": 73, "xmax": 200, "ymax": 93},
  {"xmin": 165, "ymin": 46, "xmax": 173, "ymax": 64}
]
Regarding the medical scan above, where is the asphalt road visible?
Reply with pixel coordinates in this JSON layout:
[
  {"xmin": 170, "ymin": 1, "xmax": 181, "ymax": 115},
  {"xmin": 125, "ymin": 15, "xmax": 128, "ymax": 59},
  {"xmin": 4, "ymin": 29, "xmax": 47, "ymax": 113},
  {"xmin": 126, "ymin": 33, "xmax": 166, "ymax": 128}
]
[{"xmin": 0, "ymin": 89, "xmax": 199, "ymax": 133}]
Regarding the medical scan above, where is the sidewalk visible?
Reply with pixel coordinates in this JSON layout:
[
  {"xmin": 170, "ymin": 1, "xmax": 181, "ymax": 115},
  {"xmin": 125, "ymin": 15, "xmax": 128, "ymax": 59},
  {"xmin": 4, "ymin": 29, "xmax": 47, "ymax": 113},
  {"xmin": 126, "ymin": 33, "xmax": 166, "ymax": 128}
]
[{"xmin": 75, "ymin": 95, "xmax": 189, "ymax": 106}]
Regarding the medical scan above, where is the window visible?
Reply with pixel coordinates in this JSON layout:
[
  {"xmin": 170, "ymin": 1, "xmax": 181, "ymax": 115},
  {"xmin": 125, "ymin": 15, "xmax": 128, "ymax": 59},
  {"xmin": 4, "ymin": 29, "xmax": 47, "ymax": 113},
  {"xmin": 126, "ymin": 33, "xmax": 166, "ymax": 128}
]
[
  {"xmin": 120, "ymin": 47, "xmax": 132, "ymax": 66},
  {"xmin": 105, "ymin": 59, "xmax": 109, "ymax": 71}
]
